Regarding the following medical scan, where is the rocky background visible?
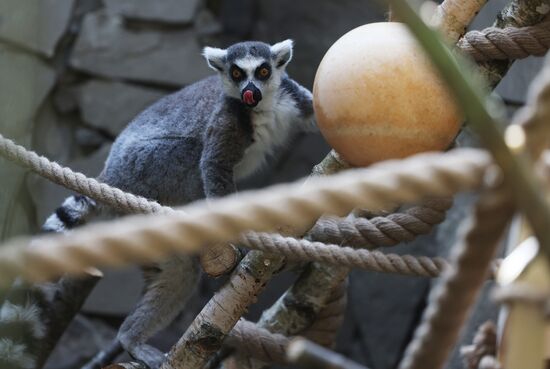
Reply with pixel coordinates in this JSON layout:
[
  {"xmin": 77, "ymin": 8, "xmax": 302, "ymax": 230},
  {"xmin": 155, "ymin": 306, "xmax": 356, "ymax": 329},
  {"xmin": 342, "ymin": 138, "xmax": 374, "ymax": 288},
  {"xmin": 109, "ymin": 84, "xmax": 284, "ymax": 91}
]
[{"xmin": 0, "ymin": 0, "xmax": 543, "ymax": 368}]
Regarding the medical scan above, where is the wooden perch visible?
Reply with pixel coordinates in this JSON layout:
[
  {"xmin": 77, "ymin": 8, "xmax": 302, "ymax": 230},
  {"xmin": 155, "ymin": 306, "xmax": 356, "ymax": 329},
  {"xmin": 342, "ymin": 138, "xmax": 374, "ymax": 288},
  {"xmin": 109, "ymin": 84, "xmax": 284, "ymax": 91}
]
[
  {"xmin": 433, "ymin": 0, "xmax": 487, "ymax": 43},
  {"xmin": 287, "ymin": 338, "xmax": 370, "ymax": 369},
  {"xmin": 199, "ymin": 243, "xmax": 241, "ymax": 277},
  {"xmin": 104, "ymin": 363, "xmax": 148, "ymax": 369},
  {"xmin": 161, "ymin": 251, "xmax": 285, "ymax": 369},
  {"xmin": 36, "ymin": 272, "xmax": 103, "ymax": 368}
]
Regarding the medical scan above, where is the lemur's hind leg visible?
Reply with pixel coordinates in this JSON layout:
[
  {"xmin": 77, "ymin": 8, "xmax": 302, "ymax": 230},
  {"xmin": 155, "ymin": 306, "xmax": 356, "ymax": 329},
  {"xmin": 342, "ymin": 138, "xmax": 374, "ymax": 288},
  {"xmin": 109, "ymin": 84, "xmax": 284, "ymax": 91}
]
[{"xmin": 117, "ymin": 256, "xmax": 200, "ymax": 369}]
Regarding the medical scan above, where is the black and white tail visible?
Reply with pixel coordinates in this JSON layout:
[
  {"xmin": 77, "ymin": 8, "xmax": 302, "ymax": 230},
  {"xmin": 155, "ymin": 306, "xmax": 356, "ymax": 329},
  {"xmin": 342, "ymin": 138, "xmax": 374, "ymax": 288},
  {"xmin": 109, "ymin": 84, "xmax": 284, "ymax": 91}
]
[
  {"xmin": 0, "ymin": 286, "xmax": 47, "ymax": 369},
  {"xmin": 0, "ymin": 195, "xmax": 97, "ymax": 368},
  {"xmin": 42, "ymin": 195, "xmax": 97, "ymax": 233}
]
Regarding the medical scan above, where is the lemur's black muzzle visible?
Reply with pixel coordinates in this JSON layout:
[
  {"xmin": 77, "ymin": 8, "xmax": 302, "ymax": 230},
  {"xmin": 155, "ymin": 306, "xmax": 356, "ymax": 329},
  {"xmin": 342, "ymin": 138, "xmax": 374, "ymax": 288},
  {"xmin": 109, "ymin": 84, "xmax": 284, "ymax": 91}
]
[{"xmin": 241, "ymin": 82, "xmax": 262, "ymax": 107}]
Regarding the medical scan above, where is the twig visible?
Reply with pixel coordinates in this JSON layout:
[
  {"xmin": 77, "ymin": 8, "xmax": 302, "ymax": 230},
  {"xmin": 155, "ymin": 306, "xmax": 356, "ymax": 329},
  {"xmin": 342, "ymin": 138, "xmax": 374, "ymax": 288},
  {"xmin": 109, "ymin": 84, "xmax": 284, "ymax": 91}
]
[{"xmin": 287, "ymin": 338, "xmax": 370, "ymax": 369}]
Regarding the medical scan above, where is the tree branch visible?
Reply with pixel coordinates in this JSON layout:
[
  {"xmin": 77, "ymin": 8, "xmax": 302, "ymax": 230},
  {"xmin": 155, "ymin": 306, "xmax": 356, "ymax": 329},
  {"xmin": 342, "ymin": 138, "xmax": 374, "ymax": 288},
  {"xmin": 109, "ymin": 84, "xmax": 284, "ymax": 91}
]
[{"xmin": 434, "ymin": 0, "xmax": 488, "ymax": 43}]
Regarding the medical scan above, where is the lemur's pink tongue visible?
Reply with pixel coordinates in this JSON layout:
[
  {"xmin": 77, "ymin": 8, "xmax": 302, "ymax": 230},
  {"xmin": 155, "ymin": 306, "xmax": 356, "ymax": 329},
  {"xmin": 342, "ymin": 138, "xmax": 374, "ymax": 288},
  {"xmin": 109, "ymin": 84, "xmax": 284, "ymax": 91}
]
[{"xmin": 243, "ymin": 90, "xmax": 255, "ymax": 105}]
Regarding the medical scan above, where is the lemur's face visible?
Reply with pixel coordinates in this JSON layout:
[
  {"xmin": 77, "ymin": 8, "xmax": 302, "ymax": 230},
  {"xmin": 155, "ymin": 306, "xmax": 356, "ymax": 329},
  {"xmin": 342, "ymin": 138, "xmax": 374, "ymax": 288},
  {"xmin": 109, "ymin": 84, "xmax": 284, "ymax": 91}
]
[{"xmin": 203, "ymin": 40, "xmax": 293, "ymax": 109}]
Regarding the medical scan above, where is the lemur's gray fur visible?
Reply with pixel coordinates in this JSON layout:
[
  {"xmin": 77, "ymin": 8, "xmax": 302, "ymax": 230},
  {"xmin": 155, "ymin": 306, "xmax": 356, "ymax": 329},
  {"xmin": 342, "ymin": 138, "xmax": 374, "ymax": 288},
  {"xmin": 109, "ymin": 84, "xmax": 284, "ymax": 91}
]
[{"xmin": 0, "ymin": 40, "xmax": 315, "ymax": 369}]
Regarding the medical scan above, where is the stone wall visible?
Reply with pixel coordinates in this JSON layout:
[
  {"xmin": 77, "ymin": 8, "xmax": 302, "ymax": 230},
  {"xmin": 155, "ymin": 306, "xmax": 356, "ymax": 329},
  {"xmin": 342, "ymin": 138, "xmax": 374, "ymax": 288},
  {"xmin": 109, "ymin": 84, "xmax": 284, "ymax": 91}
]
[{"xmin": 0, "ymin": 1, "xmax": 544, "ymax": 369}]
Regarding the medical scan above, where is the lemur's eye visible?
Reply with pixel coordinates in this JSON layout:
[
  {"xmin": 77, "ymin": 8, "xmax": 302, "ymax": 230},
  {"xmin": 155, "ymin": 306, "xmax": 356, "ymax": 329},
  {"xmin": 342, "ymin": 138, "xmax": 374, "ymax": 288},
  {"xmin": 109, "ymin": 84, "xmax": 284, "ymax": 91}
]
[
  {"xmin": 231, "ymin": 68, "xmax": 243, "ymax": 81},
  {"xmin": 255, "ymin": 64, "xmax": 271, "ymax": 80}
]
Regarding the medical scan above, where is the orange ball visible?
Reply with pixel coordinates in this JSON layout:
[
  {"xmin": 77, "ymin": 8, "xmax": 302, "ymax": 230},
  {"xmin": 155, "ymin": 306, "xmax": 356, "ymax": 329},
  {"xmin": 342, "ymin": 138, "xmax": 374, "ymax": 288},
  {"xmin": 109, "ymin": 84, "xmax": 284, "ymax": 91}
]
[{"xmin": 313, "ymin": 22, "xmax": 462, "ymax": 166}]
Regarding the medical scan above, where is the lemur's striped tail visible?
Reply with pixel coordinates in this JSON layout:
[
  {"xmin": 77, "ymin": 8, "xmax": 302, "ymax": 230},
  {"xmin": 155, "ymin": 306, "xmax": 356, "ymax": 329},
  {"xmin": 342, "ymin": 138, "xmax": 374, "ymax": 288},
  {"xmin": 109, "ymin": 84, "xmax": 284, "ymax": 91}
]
[
  {"xmin": 0, "ymin": 195, "xmax": 98, "ymax": 368},
  {"xmin": 42, "ymin": 195, "xmax": 97, "ymax": 233},
  {"xmin": 0, "ymin": 286, "xmax": 47, "ymax": 369}
]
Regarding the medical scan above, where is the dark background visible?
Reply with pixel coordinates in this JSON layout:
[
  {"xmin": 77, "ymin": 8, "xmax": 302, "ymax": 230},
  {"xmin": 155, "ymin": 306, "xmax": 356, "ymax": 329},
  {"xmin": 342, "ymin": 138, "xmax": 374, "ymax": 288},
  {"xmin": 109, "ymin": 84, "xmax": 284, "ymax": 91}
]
[{"xmin": 0, "ymin": 0, "xmax": 543, "ymax": 368}]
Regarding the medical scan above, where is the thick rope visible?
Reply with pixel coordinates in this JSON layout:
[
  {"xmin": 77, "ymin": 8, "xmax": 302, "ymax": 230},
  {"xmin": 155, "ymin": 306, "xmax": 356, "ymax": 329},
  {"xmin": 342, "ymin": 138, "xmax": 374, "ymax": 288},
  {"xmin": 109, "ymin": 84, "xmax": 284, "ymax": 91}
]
[
  {"xmin": 0, "ymin": 148, "xmax": 491, "ymax": 286},
  {"xmin": 458, "ymin": 21, "xmax": 550, "ymax": 61},
  {"xmin": 398, "ymin": 187, "xmax": 514, "ymax": 369},
  {"xmin": 309, "ymin": 198, "xmax": 452, "ymax": 248},
  {"xmin": 225, "ymin": 281, "xmax": 348, "ymax": 365},
  {"xmin": 0, "ymin": 132, "xmax": 455, "ymax": 271},
  {"xmin": 241, "ymin": 233, "xmax": 449, "ymax": 278},
  {"xmin": 0, "ymin": 134, "xmax": 173, "ymax": 215},
  {"xmin": 225, "ymin": 320, "xmax": 290, "ymax": 365}
]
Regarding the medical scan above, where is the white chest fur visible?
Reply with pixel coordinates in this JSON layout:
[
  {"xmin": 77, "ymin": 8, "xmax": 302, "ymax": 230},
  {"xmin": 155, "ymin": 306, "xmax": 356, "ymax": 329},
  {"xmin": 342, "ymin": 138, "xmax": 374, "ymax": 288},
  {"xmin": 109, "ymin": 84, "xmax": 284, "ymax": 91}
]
[{"xmin": 234, "ymin": 92, "xmax": 300, "ymax": 180}]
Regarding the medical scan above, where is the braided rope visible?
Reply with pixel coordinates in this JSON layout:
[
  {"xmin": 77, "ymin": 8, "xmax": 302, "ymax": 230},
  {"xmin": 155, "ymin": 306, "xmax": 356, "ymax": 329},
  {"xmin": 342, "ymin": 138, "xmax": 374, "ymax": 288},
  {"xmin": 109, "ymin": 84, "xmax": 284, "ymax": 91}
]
[
  {"xmin": 0, "ymin": 148, "xmax": 490, "ymax": 286},
  {"xmin": 241, "ymin": 233, "xmax": 448, "ymax": 278},
  {"xmin": 225, "ymin": 282, "xmax": 348, "ymax": 366},
  {"xmin": 458, "ymin": 22, "xmax": 550, "ymax": 61},
  {"xmin": 226, "ymin": 320, "xmax": 290, "ymax": 365},
  {"xmin": 309, "ymin": 198, "xmax": 452, "ymax": 248},
  {"xmin": 0, "ymin": 134, "xmax": 173, "ymax": 215},
  {"xmin": 398, "ymin": 187, "xmax": 514, "ymax": 369}
]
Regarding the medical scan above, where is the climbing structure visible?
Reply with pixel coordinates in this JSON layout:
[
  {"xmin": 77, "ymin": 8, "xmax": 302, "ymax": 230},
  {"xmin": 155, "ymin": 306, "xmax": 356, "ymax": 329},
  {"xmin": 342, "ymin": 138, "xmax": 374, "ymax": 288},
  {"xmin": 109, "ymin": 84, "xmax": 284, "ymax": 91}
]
[{"xmin": 1, "ymin": 0, "xmax": 550, "ymax": 369}]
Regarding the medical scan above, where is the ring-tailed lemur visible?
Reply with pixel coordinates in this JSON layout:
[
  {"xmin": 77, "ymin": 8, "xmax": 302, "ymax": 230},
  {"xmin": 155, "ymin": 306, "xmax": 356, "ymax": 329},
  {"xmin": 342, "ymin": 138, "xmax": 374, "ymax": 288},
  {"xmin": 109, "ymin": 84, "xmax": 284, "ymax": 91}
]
[{"xmin": 0, "ymin": 40, "xmax": 316, "ymax": 369}]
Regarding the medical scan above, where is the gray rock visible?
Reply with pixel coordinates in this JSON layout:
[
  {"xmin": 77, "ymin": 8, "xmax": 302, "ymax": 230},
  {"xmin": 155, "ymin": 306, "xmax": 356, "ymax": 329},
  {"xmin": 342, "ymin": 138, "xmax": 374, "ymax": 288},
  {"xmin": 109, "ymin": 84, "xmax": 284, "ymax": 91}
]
[
  {"xmin": 28, "ymin": 144, "xmax": 111, "ymax": 224},
  {"xmin": 77, "ymin": 80, "xmax": 166, "ymax": 136},
  {"xmin": 104, "ymin": 0, "xmax": 200, "ymax": 24},
  {"xmin": 0, "ymin": 45, "xmax": 54, "ymax": 239},
  {"xmin": 75, "ymin": 127, "xmax": 109, "ymax": 148},
  {"xmin": 70, "ymin": 11, "xmax": 211, "ymax": 87},
  {"xmin": 0, "ymin": 0, "xmax": 75, "ymax": 57},
  {"xmin": 53, "ymin": 85, "xmax": 79, "ymax": 114},
  {"xmin": 0, "ymin": 44, "xmax": 55, "ymax": 139},
  {"xmin": 254, "ymin": 0, "xmax": 385, "ymax": 86},
  {"xmin": 33, "ymin": 99, "xmax": 76, "ymax": 163},
  {"xmin": 195, "ymin": 8, "xmax": 223, "ymax": 36},
  {"xmin": 0, "ymin": 134, "xmax": 34, "ymax": 240}
]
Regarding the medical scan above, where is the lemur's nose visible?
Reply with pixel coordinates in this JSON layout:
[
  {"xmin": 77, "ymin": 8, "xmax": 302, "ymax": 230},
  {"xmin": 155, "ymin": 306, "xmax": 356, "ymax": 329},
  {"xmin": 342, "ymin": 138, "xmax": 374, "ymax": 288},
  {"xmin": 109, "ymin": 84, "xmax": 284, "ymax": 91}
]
[{"xmin": 242, "ymin": 82, "xmax": 262, "ymax": 107}]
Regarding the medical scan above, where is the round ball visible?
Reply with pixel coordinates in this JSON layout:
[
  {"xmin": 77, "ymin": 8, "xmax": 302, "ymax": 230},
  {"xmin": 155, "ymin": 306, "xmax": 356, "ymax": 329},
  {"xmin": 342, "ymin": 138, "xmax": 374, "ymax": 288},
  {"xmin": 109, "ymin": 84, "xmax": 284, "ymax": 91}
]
[{"xmin": 313, "ymin": 22, "xmax": 462, "ymax": 166}]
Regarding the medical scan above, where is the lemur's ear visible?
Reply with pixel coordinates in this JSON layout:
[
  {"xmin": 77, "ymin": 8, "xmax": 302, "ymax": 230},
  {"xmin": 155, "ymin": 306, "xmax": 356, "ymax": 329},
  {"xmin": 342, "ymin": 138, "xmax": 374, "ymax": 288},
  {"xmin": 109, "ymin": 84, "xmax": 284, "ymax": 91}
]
[
  {"xmin": 271, "ymin": 39, "xmax": 293, "ymax": 68},
  {"xmin": 203, "ymin": 47, "xmax": 227, "ymax": 72}
]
